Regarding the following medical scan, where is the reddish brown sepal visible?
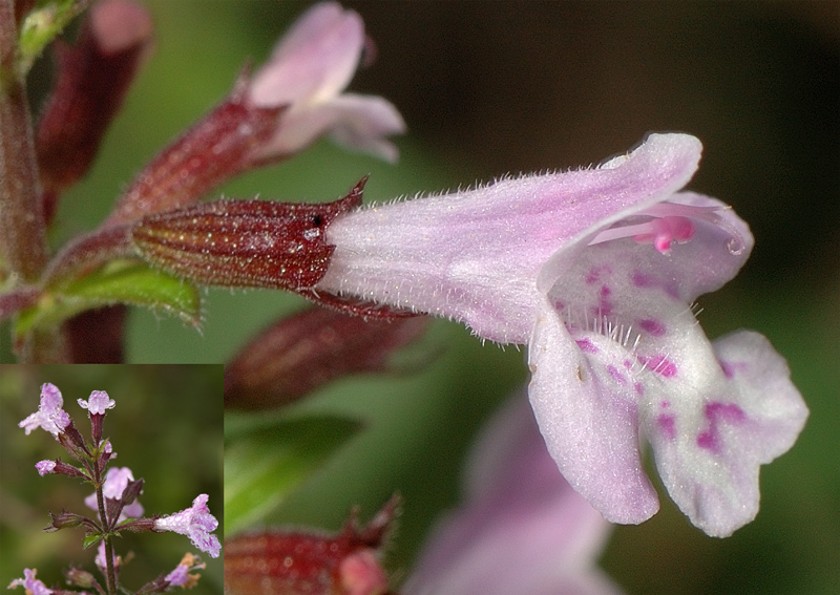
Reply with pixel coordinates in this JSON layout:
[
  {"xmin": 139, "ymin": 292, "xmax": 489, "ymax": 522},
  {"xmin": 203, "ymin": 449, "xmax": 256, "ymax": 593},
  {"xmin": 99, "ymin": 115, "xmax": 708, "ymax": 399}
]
[
  {"xmin": 45, "ymin": 510, "xmax": 87, "ymax": 532},
  {"xmin": 225, "ymin": 305, "xmax": 428, "ymax": 409},
  {"xmin": 36, "ymin": 0, "xmax": 153, "ymax": 221},
  {"xmin": 106, "ymin": 79, "xmax": 284, "ymax": 227},
  {"xmin": 299, "ymin": 289, "xmax": 418, "ymax": 320},
  {"xmin": 132, "ymin": 180, "xmax": 364, "ymax": 290},
  {"xmin": 224, "ymin": 495, "xmax": 399, "ymax": 595}
]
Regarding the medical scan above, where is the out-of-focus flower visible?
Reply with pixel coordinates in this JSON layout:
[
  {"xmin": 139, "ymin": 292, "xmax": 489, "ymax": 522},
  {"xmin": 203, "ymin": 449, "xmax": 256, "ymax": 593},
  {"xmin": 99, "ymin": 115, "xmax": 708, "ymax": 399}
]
[
  {"xmin": 404, "ymin": 394, "xmax": 620, "ymax": 595},
  {"xmin": 315, "ymin": 133, "xmax": 808, "ymax": 536},
  {"xmin": 163, "ymin": 553, "xmax": 203, "ymax": 589},
  {"xmin": 7, "ymin": 568, "xmax": 53, "ymax": 595},
  {"xmin": 154, "ymin": 494, "xmax": 221, "ymax": 559},
  {"xmin": 247, "ymin": 1, "xmax": 405, "ymax": 163},
  {"xmin": 224, "ymin": 304, "xmax": 428, "ymax": 409},
  {"xmin": 106, "ymin": 1, "xmax": 403, "ymax": 226},
  {"xmin": 85, "ymin": 466, "xmax": 144, "ymax": 519},
  {"xmin": 94, "ymin": 541, "xmax": 121, "ymax": 575},
  {"xmin": 19, "ymin": 383, "xmax": 71, "ymax": 437},
  {"xmin": 77, "ymin": 390, "xmax": 115, "ymax": 415}
]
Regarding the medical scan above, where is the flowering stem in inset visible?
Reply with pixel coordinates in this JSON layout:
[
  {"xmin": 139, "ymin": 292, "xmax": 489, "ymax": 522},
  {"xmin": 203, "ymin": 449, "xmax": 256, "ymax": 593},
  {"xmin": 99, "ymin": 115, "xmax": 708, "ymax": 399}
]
[{"xmin": 93, "ymin": 463, "xmax": 117, "ymax": 595}]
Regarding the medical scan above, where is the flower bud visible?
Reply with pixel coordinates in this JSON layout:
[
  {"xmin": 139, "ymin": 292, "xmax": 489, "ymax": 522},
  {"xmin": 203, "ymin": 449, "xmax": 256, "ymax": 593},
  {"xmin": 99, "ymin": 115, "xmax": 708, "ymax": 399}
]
[
  {"xmin": 225, "ymin": 305, "xmax": 428, "ymax": 409},
  {"xmin": 46, "ymin": 510, "xmax": 86, "ymax": 531},
  {"xmin": 65, "ymin": 567, "xmax": 97, "ymax": 589},
  {"xmin": 225, "ymin": 495, "xmax": 398, "ymax": 595},
  {"xmin": 36, "ymin": 0, "xmax": 153, "ymax": 220},
  {"xmin": 105, "ymin": 82, "xmax": 284, "ymax": 227}
]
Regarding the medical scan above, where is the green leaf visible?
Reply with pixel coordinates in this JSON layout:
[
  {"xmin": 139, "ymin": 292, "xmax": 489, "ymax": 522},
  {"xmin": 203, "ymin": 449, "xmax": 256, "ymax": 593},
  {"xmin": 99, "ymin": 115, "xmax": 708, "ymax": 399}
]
[
  {"xmin": 14, "ymin": 260, "xmax": 201, "ymax": 335},
  {"xmin": 82, "ymin": 533, "xmax": 102, "ymax": 550},
  {"xmin": 18, "ymin": 0, "xmax": 88, "ymax": 75},
  {"xmin": 224, "ymin": 416, "xmax": 361, "ymax": 535}
]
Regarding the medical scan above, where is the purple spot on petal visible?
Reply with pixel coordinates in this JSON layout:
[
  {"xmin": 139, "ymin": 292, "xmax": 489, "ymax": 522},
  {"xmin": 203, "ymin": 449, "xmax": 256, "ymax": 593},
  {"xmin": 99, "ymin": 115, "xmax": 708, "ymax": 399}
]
[
  {"xmin": 597, "ymin": 285, "xmax": 613, "ymax": 316},
  {"xmin": 585, "ymin": 265, "xmax": 611, "ymax": 285},
  {"xmin": 707, "ymin": 401, "xmax": 746, "ymax": 423},
  {"xmin": 632, "ymin": 272, "xmax": 655, "ymax": 287},
  {"xmin": 657, "ymin": 414, "xmax": 677, "ymax": 441},
  {"xmin": 576, "ymin": 338, "xmax": 598, "ymax": 354},
  {"xmin": 634, "ymin": 382, "xmax": 644, "ymax": 395},
  {"xmin": 607, "ymin": 364, "xmax": 626, "ymax": 384},
  {"xmin": 631, "ymin": 272, "xmax": 680, "ymax": 299},
  {"xmin": 623, "ymin": 359, "xmax": 633, "ymax": 369},
  {"xmin": 637, "ymin": 354, "xmax": 678, "ymax": 377},
  {"xmin": 696, "ymin": 401, "xmax": 746, "ymax": 453},
  {"xmin": 697, "ymin": 430, "xmax": 716, "ymax": 450},
  {"xmin": 639, "ymin": 318, "xmax": 666, "ymax": 336}
]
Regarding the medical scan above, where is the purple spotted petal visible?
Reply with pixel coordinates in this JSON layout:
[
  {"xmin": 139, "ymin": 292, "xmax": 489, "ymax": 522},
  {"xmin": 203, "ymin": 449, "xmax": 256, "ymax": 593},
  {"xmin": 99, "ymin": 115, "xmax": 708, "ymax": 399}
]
[
  {"xmin": 528, "ymin": 296, "xmax": 660, "ymax": 524},
  {"xmin": 650, "ymin": 331, "xmax": 808, "ymax": 536}
]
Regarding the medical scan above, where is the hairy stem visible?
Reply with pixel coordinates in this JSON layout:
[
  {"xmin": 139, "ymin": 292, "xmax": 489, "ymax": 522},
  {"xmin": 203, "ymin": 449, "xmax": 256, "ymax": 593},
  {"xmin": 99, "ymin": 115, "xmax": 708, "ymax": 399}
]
[{"xmin": 0, "ymin": 0, "xmax": 48, "ymax": 282}]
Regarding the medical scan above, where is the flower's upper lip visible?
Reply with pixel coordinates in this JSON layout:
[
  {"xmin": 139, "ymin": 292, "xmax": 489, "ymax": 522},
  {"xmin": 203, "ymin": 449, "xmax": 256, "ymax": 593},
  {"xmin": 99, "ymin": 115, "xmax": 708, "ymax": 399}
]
[{"xmin": 537, "ymin": 132, "xmax": 704, "ymax": 294}]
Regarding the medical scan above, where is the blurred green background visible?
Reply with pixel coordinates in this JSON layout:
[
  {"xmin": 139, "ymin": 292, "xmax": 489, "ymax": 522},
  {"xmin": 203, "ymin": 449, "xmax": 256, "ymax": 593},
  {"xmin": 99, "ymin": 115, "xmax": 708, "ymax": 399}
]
[
  {"xmin": 3, "ymin": 1, "xmax": 839, "ymax": 593},
  {"xmin": 0, "ymin": 366, "xmax": 223, "ymax": 593}
]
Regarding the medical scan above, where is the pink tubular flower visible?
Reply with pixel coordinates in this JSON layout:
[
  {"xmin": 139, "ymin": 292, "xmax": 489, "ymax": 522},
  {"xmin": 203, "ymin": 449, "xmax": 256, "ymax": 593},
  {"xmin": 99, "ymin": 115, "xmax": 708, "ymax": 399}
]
[
  {"xmin": 105, "ymin": 2, "xmax": 403, "ymax": 227},
  {"xmin": 247, "ymin": 1, "xmax": 405, "ymax": 162},
  {"xmin": 405, "ymin": 394, "xmax": 619, "ymax": 595},
  {"xmin": 77, "ymin": 390, "xmax": 116, "ymax": 414},
  {"xmin": 154, "ymin": 494, "xmax": 221, "ymax": 558},
  {"xmin": 85, "ymin": 467, "xmax": 144, "ymax": 518},
  {"xmin": 7, "ymin": 569, "xmax": 53, "ymax": 595},
  {"xmin": 316, "ymin": 132, "xmax": 808, "ymax": 536},
  {"xmin": 19, "ymin": 383, "xmax": 71, "ymax": 437}
]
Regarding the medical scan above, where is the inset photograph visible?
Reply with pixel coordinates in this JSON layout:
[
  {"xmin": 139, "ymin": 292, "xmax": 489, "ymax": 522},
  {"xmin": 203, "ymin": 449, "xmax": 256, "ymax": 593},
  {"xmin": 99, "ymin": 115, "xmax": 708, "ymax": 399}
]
[{"xmin": 0, "ymin": 365, "xmax": 223, "ymax": 594}]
